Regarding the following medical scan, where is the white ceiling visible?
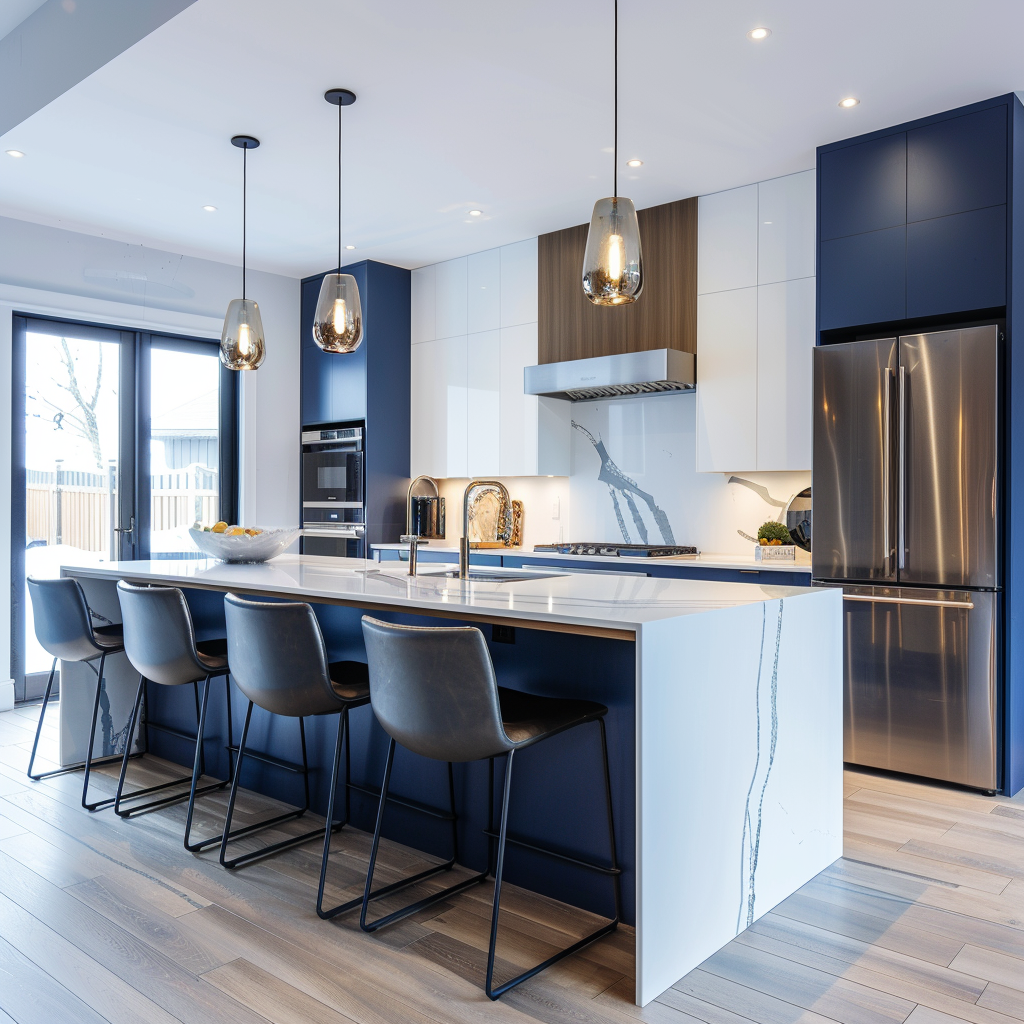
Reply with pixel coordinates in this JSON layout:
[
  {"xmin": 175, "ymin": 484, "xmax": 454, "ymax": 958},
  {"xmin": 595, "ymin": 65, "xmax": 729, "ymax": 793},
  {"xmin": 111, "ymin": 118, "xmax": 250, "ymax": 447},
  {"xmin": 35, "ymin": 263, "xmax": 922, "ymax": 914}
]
[
  {"xmin": 1, "ymin": 0, "xmax": 1024, "ymax": 278},
  {"xmin": 0, "ymin": 0, "xmax": 47, "ymax": 39}
]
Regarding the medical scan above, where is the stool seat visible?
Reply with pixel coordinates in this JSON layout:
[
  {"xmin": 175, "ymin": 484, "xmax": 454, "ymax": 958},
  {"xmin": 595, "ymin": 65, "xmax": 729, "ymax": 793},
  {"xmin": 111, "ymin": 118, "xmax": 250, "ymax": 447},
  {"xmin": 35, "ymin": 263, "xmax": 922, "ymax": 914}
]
[
  {"xmin": 329, "ymin": 661, "xmax": 370, "ymax": 705},
  {"xmin": 195, "ymin": 638, "xmax": 229, "ymax": 672},
  {"xmin": 497, "ymin": 688, "xmax": 606, "ymax": 749},
  {"xmin": 92, "ymin": 624, "xmax": 126, "ymax": 650}
]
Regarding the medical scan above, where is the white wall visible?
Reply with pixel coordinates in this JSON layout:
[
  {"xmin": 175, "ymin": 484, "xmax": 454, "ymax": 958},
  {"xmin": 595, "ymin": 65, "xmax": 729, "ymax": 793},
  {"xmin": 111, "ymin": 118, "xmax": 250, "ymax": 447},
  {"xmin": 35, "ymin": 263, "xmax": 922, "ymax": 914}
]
[{"xmin": 0, "ymin": 214, "xmax": 300, "ymax": 689}]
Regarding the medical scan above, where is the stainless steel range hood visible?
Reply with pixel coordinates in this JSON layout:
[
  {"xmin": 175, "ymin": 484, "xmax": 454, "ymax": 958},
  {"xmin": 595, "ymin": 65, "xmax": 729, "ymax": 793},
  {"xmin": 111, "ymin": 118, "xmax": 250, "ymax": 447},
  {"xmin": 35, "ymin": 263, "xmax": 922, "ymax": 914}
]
[{"xmin": 523, "ymin": 348, "xmax": 695, "ymax": 402}]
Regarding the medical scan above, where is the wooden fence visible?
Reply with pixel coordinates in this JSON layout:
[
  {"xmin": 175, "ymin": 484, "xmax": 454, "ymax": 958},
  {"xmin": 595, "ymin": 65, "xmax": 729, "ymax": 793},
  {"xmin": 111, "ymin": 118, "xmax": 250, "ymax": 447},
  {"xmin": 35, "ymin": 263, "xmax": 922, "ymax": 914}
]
[{"xmin": 26, "ymin": 484, "xmax": 218, "ymax": 551}]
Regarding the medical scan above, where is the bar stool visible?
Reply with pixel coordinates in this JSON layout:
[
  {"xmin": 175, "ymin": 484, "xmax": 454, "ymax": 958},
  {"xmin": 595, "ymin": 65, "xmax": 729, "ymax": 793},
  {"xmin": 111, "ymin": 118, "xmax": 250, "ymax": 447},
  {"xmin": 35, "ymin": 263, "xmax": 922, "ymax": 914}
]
[
  {"xmin": 26, "ymin": 576, "xmax": 128, "ymax": 811},
  {"xmin": 221, "ymin": 593, "xmax": 371, "ymax": 914},
  {"xmin": 114, "ymin": 581, "xmax": 235, "ymax": 849},
  {"xmin": 359, "ymin": 615, "xmax": 621, "ymax": 1000}
]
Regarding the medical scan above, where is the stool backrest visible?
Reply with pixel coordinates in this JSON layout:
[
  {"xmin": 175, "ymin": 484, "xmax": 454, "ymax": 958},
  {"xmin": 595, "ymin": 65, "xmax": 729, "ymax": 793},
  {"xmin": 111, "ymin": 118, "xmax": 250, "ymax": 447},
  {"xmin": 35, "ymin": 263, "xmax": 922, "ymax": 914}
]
[
  {"xmin": 116, "ymin": 581, "xmax": 205, "ymax": 686},
  {"xmin": 361, "ymin": 615, "xmax": 512, "ymax": 762},
  {"xmin": 224, "ymin": 593, "xmax": 336, "ymax": 717},
  {"xmin": 26, "ymin": 576, "xmax": 102, "ymax": 662}
]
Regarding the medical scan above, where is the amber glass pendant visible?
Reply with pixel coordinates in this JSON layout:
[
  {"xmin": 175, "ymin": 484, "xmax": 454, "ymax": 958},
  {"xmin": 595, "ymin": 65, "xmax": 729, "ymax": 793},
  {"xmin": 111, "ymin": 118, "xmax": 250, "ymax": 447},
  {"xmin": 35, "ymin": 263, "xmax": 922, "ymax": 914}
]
[
  {"xmin": 582, "ymin": 196, "xmax": 643, "ymax": 305},
  {"xmin": 313, "ymin": 272, "xmax": 363, "ymax": 353}
]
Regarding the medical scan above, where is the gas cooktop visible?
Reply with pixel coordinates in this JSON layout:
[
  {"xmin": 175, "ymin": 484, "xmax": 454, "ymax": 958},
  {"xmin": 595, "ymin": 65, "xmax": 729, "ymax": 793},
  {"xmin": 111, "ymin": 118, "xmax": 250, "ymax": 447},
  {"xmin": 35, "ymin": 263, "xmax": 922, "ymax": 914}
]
[{"xmin": 533, "ymin": 542, "xmax": 699, "ymax": 558}]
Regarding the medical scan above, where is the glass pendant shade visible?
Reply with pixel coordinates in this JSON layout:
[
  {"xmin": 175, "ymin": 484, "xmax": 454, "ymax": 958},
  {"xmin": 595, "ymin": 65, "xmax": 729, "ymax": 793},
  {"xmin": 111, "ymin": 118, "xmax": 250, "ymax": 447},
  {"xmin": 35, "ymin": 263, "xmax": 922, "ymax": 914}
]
[
  {"xmin": 313, "ymin": 272, "xmax": 363, "ymax": 353},
  {"xmin": 220, "ymin": 298, "xmax": 266, "ymax": 370},
  {"xmin": 582, "ymin": 196, "xmax": 643, "ymax": 305}
]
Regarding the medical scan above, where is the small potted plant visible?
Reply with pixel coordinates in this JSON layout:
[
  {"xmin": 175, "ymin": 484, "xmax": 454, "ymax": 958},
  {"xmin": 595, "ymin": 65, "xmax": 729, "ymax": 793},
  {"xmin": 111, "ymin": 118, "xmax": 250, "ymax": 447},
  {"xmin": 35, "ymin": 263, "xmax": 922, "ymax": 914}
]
[{"xmin": 755, "ymin": 520, "xmax": 796, "ymax": 561}]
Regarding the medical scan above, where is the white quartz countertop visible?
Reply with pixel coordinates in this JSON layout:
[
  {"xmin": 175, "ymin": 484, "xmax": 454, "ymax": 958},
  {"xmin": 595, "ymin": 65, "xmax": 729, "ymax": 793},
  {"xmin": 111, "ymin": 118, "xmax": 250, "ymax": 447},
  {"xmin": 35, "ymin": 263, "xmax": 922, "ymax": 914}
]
[
  {"xmin": 369, "ymin": 543, "xmax": 813, "ymax": 573},
  {"xmin": 62, "ymin": 555, "xmax": 821, "ymax": 634}
]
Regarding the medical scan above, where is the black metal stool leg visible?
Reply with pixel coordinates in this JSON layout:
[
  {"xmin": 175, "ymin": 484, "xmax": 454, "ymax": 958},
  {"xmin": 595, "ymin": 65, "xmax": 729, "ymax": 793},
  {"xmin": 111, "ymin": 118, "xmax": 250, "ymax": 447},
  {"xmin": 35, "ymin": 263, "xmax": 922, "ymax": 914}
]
[
  {"xmin": 182, "ymin": 674, "xmax": 233, "ymax": 849},
  {"xmin": 218, "ymin": 702, "xmax": 336, "ymax": 869},
  {"xmin": 82, "ymin": 652, "xmax": 118, "ymax": 811},
  {"xmin": 484, "ymin": 720, "xmax": 620, "ymax": 1000},
  {"xmin": 26, "ymin": 657, "xmax": 75, "ymax": 781},
  {"xmin": 317, "ymin": 709, "xmax": 361, "ymax": 919},
  {"xmin": 359, "ymin": 738, "xmax": 487, "ymax": 933}
]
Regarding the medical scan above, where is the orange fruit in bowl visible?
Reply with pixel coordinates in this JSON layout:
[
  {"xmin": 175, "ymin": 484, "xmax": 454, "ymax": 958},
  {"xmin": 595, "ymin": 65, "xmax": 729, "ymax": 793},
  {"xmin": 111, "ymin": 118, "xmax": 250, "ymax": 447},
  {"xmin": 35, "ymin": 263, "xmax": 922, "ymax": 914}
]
[{"xmin": 211, "ymin": 521, "xmax": 228, "ymax": 534}]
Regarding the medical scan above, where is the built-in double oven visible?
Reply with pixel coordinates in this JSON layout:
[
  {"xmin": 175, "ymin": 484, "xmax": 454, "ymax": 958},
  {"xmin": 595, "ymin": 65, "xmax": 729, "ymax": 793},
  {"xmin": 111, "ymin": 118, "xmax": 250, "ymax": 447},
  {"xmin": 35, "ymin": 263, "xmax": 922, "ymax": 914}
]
[{"xmin": 301, "ymin": 424, "xmax": 365, "ymax": 556}]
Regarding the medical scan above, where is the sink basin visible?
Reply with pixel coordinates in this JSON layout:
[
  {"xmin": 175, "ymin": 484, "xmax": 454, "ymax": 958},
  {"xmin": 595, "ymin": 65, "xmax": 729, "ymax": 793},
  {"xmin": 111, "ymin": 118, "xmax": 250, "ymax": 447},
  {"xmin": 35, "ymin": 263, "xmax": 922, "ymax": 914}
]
[{"xmin": 421, "ymin": 569, "xmax": 565, "ymax": 583}]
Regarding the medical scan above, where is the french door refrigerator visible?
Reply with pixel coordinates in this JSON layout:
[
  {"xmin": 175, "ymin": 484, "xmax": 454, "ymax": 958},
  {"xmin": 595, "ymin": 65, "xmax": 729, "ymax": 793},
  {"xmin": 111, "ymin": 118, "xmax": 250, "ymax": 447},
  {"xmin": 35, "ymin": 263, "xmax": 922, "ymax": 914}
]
[{"xmin": 812, "ymin": 325, "xmax": 1001, "ymax": 791}]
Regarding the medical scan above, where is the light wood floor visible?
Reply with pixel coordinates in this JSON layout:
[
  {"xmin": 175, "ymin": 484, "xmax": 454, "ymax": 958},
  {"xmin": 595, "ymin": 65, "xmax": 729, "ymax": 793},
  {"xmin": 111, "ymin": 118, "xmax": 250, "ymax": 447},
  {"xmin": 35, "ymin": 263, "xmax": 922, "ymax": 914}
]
[{"xmin": 0, "ymin": 706, "xmax": 1023, "ymax": 1024}]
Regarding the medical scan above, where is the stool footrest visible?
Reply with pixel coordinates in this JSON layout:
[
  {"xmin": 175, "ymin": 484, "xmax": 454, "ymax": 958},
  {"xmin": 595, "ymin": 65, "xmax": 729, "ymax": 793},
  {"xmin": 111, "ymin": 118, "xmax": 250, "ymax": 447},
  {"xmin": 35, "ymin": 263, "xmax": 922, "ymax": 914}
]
[
  {"xmin": 116, "ymin": 777, "xmax": 228, "ymax": 818},
  {"xmin": 146, "ymin": 722, "xmax": 200, "ymax": 746},
  {"xmin": 225, "ymin": 744, "xmax": 307, "ymax": 775},
  {"xmin": 360, "ymin": 865, "xmax": 488, "ymax": 932},
  {"xmin": 347, "ymin": 782, "xmax": 456, "ymax": 822},
  {"xmin": 221, "ymin": 816, "xmax": 341, "ymax": 870},
  {"xmin": 480, "ymin": 828, "xmax": 622, "ymax": 876}
]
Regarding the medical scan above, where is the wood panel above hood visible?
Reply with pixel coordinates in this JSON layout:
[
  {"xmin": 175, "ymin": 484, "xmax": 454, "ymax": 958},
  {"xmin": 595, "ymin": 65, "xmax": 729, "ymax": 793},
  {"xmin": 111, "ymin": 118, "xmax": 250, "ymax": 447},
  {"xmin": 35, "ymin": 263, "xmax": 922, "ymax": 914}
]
[{"xmin": 538, "ymin": 196, "xmax": 697, "ymax": 364}]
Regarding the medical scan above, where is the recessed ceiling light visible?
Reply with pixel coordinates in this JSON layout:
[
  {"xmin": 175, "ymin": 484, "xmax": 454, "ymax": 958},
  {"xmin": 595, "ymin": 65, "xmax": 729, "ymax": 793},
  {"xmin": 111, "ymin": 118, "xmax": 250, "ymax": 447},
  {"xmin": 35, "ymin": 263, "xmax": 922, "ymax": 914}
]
[
  {"xmin": 345, "ymin": 244, "xmax": 356, "ymax": 250},
  {"xmin": 469, "ymin": 209, "xmax": 482, "ymax": 217},
  {"xmin": 747, "ymin": 27, "xmax": 770, "ymax": 40},
  {"xmin": 626, "ymin": 159, "xmax": 643, "ymax": 167},
  {"xmin": 5, "ymin": 149, "xmax": 24, "ymax": 158},
  {"xmin": 202, "ymin": 205, "xmax": 217, "ymax": 212},
  {"xmin": 839, "ymin": 97, "xmax": 860, "ymax": 108}
]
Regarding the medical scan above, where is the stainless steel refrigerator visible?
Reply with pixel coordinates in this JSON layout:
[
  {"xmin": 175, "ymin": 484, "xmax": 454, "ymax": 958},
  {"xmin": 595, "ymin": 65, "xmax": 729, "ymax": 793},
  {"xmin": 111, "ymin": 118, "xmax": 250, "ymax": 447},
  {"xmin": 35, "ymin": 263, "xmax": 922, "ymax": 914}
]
[{"xmin": 812, "ymin": 325, "xmax": 1001, "ymax": 791}]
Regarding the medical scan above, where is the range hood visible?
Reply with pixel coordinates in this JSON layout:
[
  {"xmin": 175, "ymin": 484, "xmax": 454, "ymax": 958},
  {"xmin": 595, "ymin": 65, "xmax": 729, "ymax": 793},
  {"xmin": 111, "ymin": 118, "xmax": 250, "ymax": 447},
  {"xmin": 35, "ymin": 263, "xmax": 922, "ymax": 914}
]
[{"xmin": 524, "ymin": 348, "xmax": 695, "ymax": 402}]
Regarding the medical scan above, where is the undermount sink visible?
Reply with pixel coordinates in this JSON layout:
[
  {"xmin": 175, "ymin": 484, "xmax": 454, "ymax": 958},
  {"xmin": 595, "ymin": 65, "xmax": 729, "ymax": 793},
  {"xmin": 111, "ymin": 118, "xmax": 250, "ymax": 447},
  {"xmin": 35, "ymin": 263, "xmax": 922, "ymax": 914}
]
[{"xmin": 421, "ymin": 569, "xmax": 565, "ymax": 583}]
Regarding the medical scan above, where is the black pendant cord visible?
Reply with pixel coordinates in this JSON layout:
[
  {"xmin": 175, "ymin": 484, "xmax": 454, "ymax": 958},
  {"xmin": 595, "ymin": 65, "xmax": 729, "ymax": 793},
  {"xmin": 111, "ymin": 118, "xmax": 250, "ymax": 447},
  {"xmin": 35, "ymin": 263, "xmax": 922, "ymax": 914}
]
[
  {"xmin": 337, "ymin": 100, "xmax": 342, "ymax": 273},
  {"xmin": 242, "ymin": 146, "xmax": 247, "ymax": 301},
  {"xmin": 613, "ymin": 0, "xmax": 618, "ymax": 200}
]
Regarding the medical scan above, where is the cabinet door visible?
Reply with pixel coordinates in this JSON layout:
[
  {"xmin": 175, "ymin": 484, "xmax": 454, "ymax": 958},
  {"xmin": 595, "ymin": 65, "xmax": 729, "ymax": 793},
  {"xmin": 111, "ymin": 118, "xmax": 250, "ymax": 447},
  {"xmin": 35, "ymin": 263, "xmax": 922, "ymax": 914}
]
[
  {"xmin": 696, "ymin": 287, "xmax": 758, "ymax": 472},
  {"xmin": 819, "ymin": 226, "xmax": 906, "ymax": 330},
  {"xmin": 500, "ymin": 238, "xmax": 538, "ymax": 328},
  {"xmin": 499, "ymin": 323, "xmax": 539, "ymax": 476},
  {"xmin": 697, "ymin": 184, "xmax": 757, "ymax": 294},
  {"xmin": 819, "ymin": 133, "xmax": 906, "ymax": 240},
  {"xmin": 410, "ymin": 335, "xmax": 467, "ymax": 478},
  {"xmin": 756, "ymin": 278, "xmax": 815, "ymax": 471},
  {"xmin": 758, "ymin": 170, "xmax": 815, "ymax": 285},
  {"xmin": 411, "ymin": 265, "xmax": 436, "ymax": 344},
  {"xmin": 907, "ymin": 106, "xmax": 1007, "ymax": 222},
  {"xmin": 435, "ymin": 257, "xmax": 468, "ymax": 339},
  {"xmin": 468, "ymin": 249, "xmax": 500, "ymax": 333},
  {"xmin": 906, "ymin": 205, "xmax": 1006, "ymax": 318},
  {"xmin": 467, "ymin": 330, "xmax": 500, "ymax": 476}
]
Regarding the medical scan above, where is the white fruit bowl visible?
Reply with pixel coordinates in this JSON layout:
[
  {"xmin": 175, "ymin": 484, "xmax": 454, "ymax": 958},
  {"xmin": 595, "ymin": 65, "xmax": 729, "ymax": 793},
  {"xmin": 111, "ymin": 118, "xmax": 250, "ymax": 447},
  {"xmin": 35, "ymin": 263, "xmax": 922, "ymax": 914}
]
[{"xmin": 189, "ymin": 527, "xmax": 299, "ymax": 564}]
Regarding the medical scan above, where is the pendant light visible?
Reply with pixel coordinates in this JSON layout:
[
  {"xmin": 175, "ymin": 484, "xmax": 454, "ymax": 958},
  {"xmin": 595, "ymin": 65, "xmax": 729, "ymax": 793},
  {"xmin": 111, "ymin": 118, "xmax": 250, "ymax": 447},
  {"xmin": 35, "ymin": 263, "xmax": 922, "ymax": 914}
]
[
  {"xmin": 313, "ymin": 88, "xmax": 363, "ymax": 353},
  {"xmin": 220, "ymin": 135, "xmax": 266, "ymax": 370},
  {"xmin": 582, "ymin": 0, "xmax": 643, "ymax": 306}
]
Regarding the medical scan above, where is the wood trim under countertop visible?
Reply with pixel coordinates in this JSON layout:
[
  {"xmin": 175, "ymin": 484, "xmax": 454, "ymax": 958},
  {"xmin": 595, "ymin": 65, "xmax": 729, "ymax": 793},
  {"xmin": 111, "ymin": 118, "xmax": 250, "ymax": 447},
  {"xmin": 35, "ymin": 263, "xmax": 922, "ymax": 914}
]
[
  {"xmin": 538, "ymin": 196, "xmax": 697, "ymax": 364},
  {"xmin": 66, "ymin": 568, "xmax": 637, "ymax": 642}
]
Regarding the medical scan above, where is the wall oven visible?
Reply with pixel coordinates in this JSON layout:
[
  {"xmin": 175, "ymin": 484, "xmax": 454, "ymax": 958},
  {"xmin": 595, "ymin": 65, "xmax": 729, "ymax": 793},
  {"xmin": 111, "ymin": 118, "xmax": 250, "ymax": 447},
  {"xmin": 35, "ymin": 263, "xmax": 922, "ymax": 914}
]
[{"xmin": 301, "ymin": 426, "xmax": 365, "ymax": 551}]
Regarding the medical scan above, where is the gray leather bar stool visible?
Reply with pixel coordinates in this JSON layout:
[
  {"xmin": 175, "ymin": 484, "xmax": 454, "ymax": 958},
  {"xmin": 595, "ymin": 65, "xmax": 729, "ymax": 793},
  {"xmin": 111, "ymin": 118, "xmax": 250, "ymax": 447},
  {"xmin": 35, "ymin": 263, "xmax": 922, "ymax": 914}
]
[
  {"xmin": 222, "ymin": 593, "xmax": 370, "ymax": 910},
  {"xmin": 26, "ymin": 576, "xmax": 127, "ymax": 811},
  {"xmin": 360, "ymin": 615, "xmax": 621, "ymax": 1000},
  {"xmin": 114, "ymin": 581, "xmax": 235, "ymax": 848}
]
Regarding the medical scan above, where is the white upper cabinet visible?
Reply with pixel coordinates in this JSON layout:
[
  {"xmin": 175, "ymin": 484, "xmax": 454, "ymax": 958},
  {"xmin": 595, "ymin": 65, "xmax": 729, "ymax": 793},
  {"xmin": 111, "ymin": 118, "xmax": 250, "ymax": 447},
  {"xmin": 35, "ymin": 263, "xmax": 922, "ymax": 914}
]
[
  {"xmin": 410, "ymin": 265, "xmax": 436, "ymax": 344},
  {"xmin": 697, "ymin": 171, "xmax": 816, "ymax": 473},
  {"xmin": 435, "ymin": 257, "xmax": 468, "ymax": 340},
  {"xmin": 757, "ymin": 170, "xmax": 815, "ymax": 285},
  {"xmin": 696, "ymin": 288, "xmax": 758, "ymax": 473},
  {"xmin": 410, "ymin": 238, "xmax": 566, "ymax": 479},
  {"xmin": 500, "ymin": 238, "xmax": 538, "ymax": 327},
  {"xmin": 468, "ymin": 249, "xmax": 501, "ymax": 334},
  {"xmin": 698, "ymin": 184, "xmax": 757, "ymax": 294},
  {"xmin": 756, "ymin": 278, "xmax": 815, "ymax": 471}
]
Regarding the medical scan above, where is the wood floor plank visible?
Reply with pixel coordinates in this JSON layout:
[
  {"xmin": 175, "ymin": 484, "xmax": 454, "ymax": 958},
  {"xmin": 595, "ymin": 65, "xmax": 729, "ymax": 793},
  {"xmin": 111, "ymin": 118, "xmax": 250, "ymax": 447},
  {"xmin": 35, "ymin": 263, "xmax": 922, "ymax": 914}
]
[
  {"xmin": 978, "ymin": 983, "xmax": 1024, "ymax": 1020},
  {"xmin": 203, "ymin": 957, "xmax": 359, "ymax": 1023},
  {"xmin": 673, "ymin": 968, "xmax": 841, "ymax": 1024},
  {"xmin": 596, "ymin": 978, "xmax": 705, "ymax": 1022},
  {"xmin": 948, "ymin": 945, "xmax": 1024, "ymax": 995}
]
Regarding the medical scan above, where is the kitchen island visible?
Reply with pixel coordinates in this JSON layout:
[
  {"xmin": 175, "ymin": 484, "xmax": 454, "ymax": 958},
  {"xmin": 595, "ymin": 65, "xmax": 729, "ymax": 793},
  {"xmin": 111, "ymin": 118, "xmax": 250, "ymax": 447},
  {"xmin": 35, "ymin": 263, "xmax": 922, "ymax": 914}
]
[{"xmin": 60, "ymin": 555, "xmax": 842, "ymax": 1005}]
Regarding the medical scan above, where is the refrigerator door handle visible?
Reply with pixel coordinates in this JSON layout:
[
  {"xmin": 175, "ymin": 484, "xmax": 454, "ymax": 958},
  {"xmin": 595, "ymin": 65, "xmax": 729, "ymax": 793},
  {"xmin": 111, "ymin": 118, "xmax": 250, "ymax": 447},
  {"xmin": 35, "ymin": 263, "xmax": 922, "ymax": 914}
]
[
  {"xmin": 898, "ymin": 365, "xmax": 906, "ymax": 571},
  {"xmin": 842, "ymin": 593, "xmax": 975, "ymax": 610},
  {"xmin": 883, "ymin": 368, "xmax": 892, "ymax": 575}
]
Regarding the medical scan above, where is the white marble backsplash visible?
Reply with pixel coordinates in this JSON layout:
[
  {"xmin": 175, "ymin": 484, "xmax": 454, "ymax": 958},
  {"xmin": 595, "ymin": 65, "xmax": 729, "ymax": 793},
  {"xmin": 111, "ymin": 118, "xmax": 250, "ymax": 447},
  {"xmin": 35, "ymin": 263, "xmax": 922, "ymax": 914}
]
[{"xmin": 568, "ymin": 392, "xmax": 810, "ymax": 554}]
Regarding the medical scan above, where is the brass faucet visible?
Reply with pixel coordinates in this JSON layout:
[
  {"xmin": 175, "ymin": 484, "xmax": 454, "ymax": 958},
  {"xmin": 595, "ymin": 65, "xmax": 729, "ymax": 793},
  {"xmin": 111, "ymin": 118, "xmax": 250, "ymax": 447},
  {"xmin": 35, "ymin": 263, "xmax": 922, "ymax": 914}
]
[{"xmin": 459, "ymin": 480, "xmax": 511, "ymax": 580}]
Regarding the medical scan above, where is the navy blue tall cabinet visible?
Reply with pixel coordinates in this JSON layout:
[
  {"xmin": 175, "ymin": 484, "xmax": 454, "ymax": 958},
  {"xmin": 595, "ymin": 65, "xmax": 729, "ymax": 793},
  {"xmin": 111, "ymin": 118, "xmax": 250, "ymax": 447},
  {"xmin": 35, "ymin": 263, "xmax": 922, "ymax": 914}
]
[
  {"xmin": 816, "ymin": 93, "xmax": 1024, "ymax": 794},
  {"xmin": 300, "ymin": 259, "xmax": 411, "ymax": 548}
]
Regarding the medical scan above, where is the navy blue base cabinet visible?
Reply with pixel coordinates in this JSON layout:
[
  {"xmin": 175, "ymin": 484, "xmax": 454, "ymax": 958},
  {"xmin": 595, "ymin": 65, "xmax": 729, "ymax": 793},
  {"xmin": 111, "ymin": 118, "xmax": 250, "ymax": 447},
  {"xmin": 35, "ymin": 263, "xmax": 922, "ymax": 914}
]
[{"xmin": 817, "ymin": 92, "xmax": 1024, "ymax": 795}]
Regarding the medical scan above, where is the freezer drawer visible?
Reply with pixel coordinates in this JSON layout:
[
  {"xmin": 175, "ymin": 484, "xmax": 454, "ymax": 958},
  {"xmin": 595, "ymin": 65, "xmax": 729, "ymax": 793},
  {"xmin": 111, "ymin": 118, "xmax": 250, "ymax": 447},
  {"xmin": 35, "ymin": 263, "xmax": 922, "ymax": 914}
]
[{"xmin": 839, "ymin": 585, "xmax": 998, "ymax": 791}]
